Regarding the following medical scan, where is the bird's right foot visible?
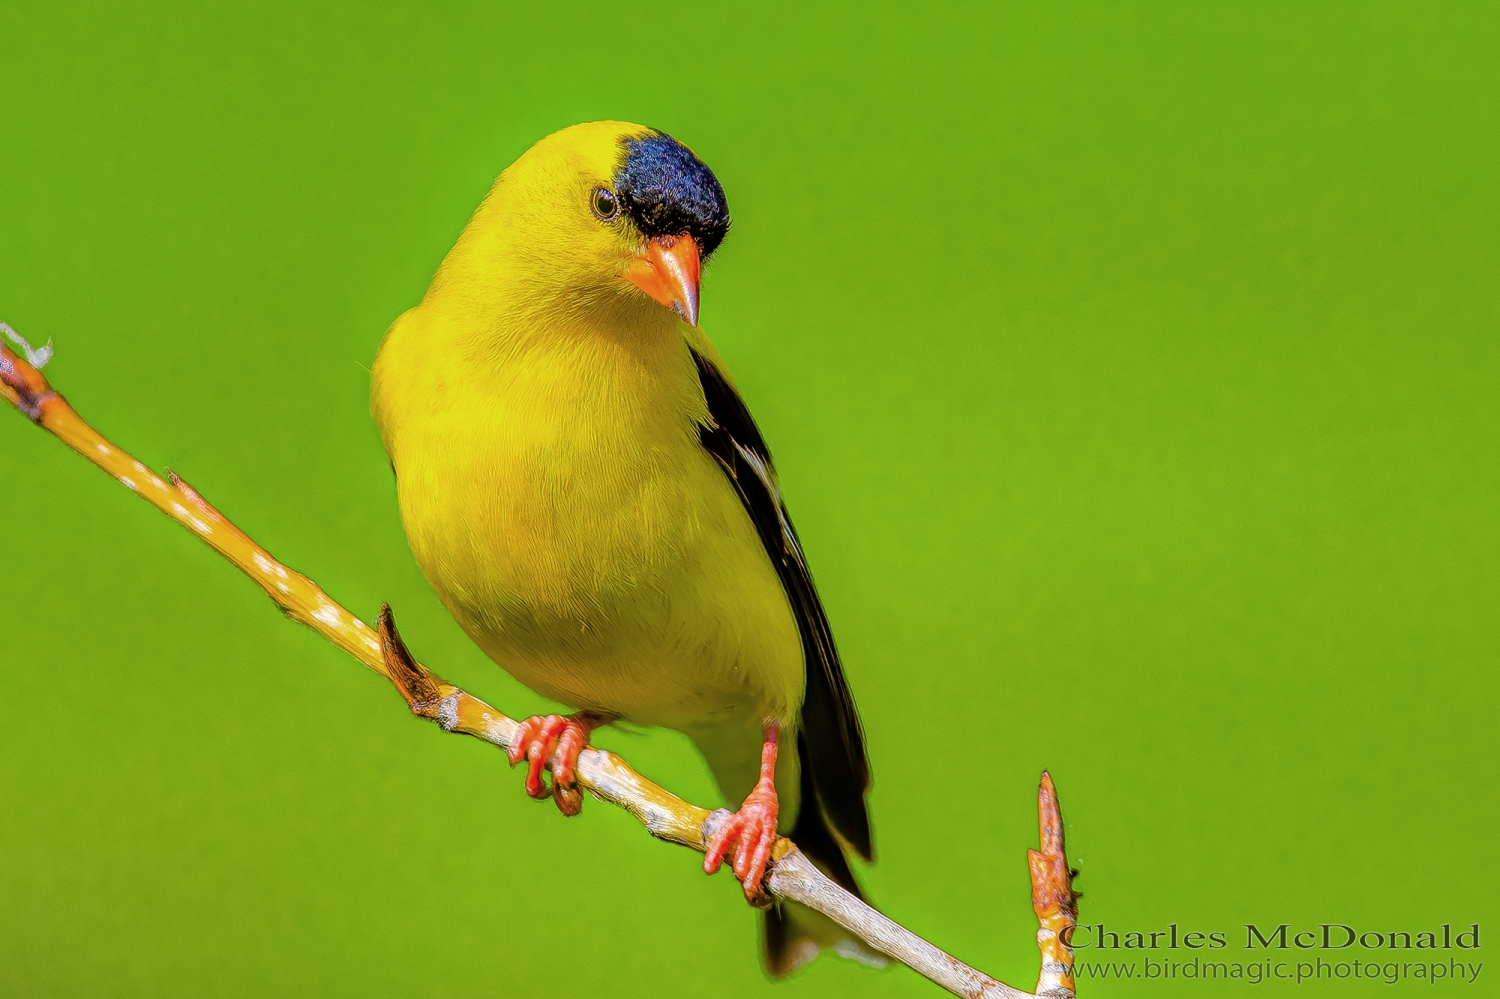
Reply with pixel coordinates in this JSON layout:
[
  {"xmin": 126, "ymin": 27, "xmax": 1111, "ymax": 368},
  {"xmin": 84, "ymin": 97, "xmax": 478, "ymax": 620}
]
[{"xmin": 507, "ymin": 712, "xmax": 602, "ymax": 815}]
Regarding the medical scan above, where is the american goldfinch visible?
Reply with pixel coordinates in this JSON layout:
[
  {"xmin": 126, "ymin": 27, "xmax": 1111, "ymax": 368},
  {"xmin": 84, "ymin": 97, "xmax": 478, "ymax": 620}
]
[{"xmin": 371, "ymin": 121, "xmax": 878, "ymax": 974}]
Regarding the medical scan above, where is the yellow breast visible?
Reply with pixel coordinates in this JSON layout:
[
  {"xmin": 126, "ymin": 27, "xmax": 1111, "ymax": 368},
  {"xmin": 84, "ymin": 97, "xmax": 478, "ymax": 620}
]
[{"xmin": 371, "ymin": 302, "xmax": 804, "ymax": 730}]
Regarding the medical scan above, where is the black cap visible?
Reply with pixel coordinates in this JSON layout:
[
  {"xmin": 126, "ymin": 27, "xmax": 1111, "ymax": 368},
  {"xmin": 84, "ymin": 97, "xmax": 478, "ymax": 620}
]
[{"xmin": 615, "ymin": 132, "xmax": 731, "ymax": 260}]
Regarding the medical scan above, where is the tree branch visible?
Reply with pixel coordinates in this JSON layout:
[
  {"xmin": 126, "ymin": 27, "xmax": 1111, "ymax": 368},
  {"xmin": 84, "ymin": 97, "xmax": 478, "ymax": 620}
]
[{"xmin": 3, "ymin": 333, "xmax": 1077, "ymax": 998}]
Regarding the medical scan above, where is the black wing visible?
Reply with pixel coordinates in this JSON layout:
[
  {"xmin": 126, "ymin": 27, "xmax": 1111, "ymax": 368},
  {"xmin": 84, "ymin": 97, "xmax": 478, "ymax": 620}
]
[{"xmin": 690, "ymin": 348, "xmax": 873, "ymax": 860}]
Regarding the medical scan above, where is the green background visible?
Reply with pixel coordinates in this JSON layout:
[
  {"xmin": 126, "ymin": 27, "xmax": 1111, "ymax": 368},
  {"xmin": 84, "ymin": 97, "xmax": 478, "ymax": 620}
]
[{"xmin": 2, "ymin": 2, "xmax": 1494, "ymax": 996}]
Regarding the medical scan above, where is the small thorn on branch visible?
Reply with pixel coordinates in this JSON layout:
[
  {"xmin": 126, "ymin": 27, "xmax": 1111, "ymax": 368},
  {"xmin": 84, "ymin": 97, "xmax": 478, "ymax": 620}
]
[
  {"xmin": 377, "ymin": 604, "xmax": 444, "ymax": 714},
  {"xmin": 1030, "ymin": 771, "xmax": 1078, "ymax": 998}
]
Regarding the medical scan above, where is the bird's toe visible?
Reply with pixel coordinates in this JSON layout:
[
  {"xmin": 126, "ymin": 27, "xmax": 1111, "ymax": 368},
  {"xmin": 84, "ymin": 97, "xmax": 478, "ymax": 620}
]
[
  {"xmin": 506, "ymin": 713, "xmax": 599, "ymax": 811},
  {"xmin": 703, "ymin": 780, "xmax": 779, "ymax": 905}
]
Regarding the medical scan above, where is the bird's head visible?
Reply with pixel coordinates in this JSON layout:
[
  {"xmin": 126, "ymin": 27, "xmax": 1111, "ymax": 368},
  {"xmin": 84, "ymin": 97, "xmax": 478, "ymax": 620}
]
[{"xmin": 445, "ymin": 121, "xmax": 729, "ymax": 329}]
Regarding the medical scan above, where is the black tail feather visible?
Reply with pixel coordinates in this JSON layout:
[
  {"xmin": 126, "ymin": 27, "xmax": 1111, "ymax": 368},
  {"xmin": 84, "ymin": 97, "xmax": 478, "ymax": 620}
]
[{"xmin": 791, "ymin": 730, "xmax": 862, "ymax": 893}]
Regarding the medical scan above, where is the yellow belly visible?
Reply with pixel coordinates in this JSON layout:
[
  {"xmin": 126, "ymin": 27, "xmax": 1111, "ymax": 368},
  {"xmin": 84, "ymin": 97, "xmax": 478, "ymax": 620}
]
[{"xmin": 373, "ymin": 308, "xmax": 805, "ymax": 734}]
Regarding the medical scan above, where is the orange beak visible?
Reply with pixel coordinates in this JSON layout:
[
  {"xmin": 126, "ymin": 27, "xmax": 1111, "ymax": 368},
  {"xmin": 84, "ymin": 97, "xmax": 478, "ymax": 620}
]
[{"xmin": 626, "ymin": 234, "xmax": 701, "ymax": 326}]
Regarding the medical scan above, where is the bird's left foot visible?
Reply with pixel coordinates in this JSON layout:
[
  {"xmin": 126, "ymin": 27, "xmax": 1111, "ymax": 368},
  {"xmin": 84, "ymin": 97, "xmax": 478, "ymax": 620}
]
[
  {"xmin": 704, "ymin": 722, "xmax": 783, "ymax": 905},
  {"xmin": 704, "ymin": 778, "xmax": 780, "ymax": 905},
  {"xmin": 506, "ymin": 712, "xmax": 603, "ymax": 815}
]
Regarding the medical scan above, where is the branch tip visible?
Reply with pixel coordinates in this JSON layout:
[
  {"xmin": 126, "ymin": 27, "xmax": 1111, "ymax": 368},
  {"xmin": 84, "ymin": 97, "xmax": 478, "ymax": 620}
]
[
  {"xmin": 1038, "ymin": 771, "xmax": 1065, "ymax": 858},
  {"xmin": 1029, "ymin": 771, "xmax": 1078, "ymax": 917},
  {"xmin": 1029, "ymin": 771, "xmax": 1078, "ymax": 998},
  {"xmin": 1, "ymin": 321, "xmax": 53, "ymax": 370}
]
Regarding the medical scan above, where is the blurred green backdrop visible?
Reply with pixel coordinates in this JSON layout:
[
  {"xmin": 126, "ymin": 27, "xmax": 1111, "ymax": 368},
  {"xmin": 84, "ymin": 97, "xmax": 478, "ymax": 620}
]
[{"xmin": 2, "ymin": 2, "xmax": 1494, "ymax": 996}]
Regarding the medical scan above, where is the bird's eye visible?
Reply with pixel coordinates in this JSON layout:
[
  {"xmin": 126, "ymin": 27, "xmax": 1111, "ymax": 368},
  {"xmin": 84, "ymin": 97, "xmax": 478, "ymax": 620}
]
[{"xmin": 592, "ymin": 187, "xmax": 620, "ymax": 221}]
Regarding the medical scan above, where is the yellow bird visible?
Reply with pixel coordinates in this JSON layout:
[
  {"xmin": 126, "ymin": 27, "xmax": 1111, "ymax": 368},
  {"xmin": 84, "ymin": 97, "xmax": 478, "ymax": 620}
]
[{"xmin": 371, "ymin": 121, "xmax": 880, "ymax": 974}]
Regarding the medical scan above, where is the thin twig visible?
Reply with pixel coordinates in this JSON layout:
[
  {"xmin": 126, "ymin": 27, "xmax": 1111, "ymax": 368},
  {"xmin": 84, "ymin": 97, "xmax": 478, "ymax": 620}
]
[{"xmin": 3, "ymin": 335, "xmax": 1075, "ymax": 998}]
